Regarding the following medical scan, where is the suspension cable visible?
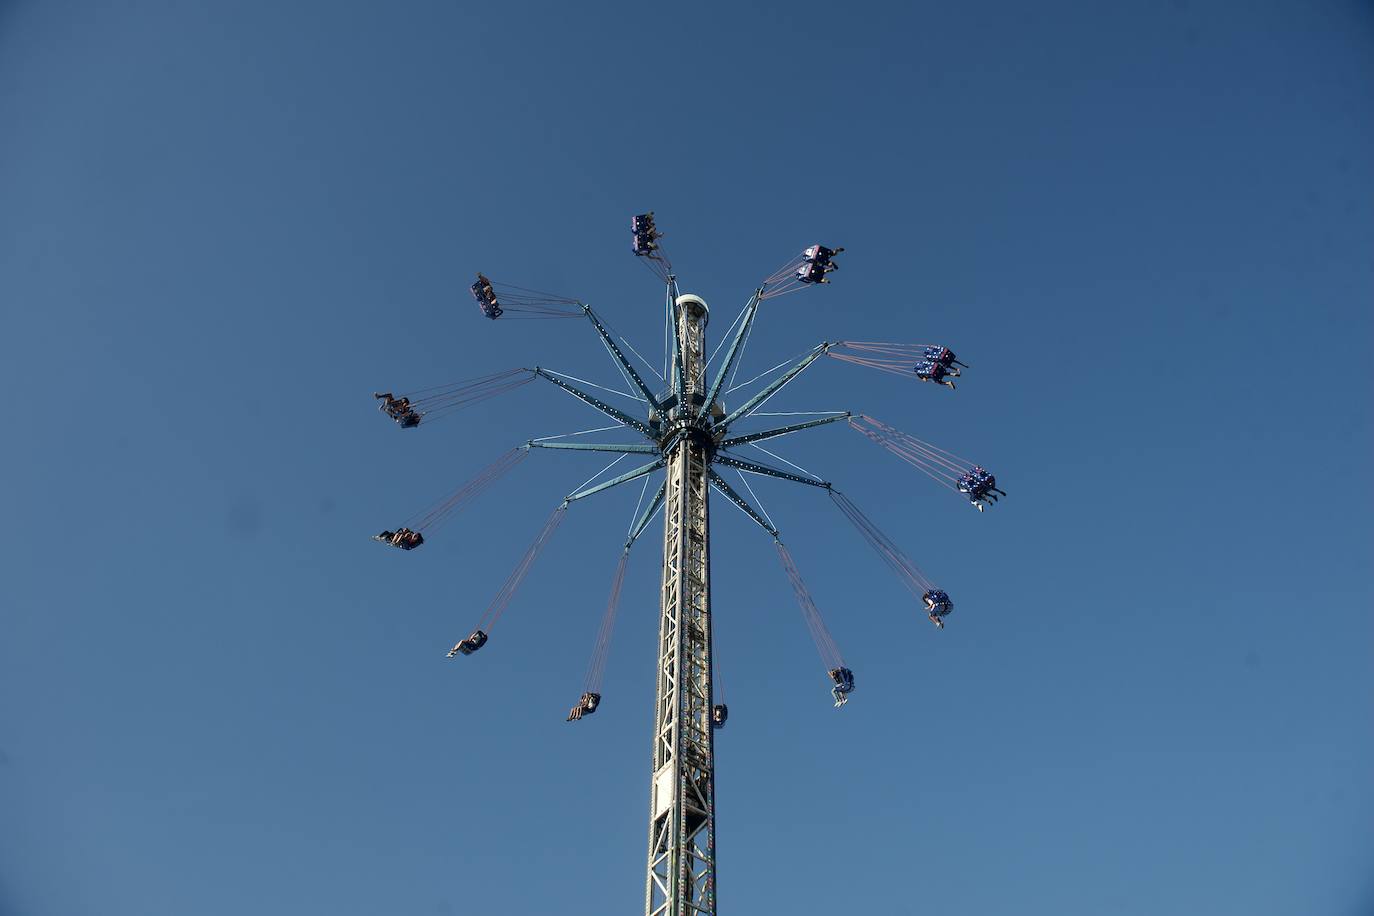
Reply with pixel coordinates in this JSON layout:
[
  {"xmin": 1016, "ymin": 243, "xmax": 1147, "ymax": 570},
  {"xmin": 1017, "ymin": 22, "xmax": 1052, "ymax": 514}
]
[
  {"xmin": 472, "ymin": 277, "xmax": 583, "ymax": 319},
  {"xmin": 403, "ymin": 448, "xmax": 528, "ymax": 533},
  {"xmin": 477, "ymin": 503, "xmax": 568, "ymax": 632},
  {"xmin": 829, "ymin": 490, "xmax": 938, "ymax": 597},
  {"xmin": 725, "ymin": 352, "xmax": 798, "ymax": 396},
  {"xmin": 745, "ymin": 442, "xmax": 826, "ymax": 482},
  {"xmin": 734, "ymin": 469, "xmax": 776, "ymax": 533},
  {"xmin": 774, "ymin": 540, "xmax": 844, "ymax": 670},
  {"xmin": 378, "ymin": 369, "xmax": 536, "ymax": 426},
  {"xmin": 568, "ymin": 453, "xmax": 630, "ymax": 497},
  {"xmin": 748, "ymin": 410, "xmax": 849, "ymax": 417},
  {"xmin": 598, "ymin": 312, "xmax": 666, "ymax": 384},
  {"xmin": 582, "ymin": 549, "xmax": 630, "ymax": 694},
  {"xmin": 705, "ymin": 297, "xmax": 749, "ymax": 369},
  {"xmin": 541, "ymin": 368, "xmax": 644, "ymax": 403},
  {"xmin": 848, "ymin": 414, "xmax": 971, "ymax": 490},
  {"xmin": 530, "ymin": 423, "xmax": 626, "ymax": 443},
  {"xmin": 627, "ymin": 472, "xmax": 653, "ymax": 534}
]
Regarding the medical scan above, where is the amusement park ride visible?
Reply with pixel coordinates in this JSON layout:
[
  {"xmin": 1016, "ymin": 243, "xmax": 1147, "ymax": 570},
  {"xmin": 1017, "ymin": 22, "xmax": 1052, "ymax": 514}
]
[{"xmin": 371, "ymin": 214, "xmax": 1004, "ymax": 915}]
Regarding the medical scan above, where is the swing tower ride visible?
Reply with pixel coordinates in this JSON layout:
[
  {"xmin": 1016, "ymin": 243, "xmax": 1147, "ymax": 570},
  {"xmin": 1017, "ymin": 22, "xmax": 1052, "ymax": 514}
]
[{"xmin": 373, "ymin": 216, "xmax": 1000, "ymax": 915}]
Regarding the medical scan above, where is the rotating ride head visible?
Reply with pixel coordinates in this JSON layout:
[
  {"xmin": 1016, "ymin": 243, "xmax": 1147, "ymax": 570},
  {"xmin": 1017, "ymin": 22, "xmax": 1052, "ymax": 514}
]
[{"xmin": 675, "ymin": 293, "xmax": 709, "ymax": 325}]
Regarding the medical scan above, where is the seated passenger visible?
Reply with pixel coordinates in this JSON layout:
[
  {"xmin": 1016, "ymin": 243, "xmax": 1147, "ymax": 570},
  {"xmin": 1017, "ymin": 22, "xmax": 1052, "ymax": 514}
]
[
  {"xmin": 913, "ymin": 359, "xmax": 956, "ymax": 390},
  {"xmin": 957, "ymin": 467, "xmax": 1004, "ymax": 511},
  {"xmin": 828, "ymin": 667, "xmax": 855, "ymax": 707},
  {"xmin": 632, "ymin": 213, "xmax": 661, "ymax": 256},
  {"xmin": 390, "ymin": 528, "xmax": 424, "ymax": 550},
  {"xmin": 922, "ymin": 346, "xmax": 965, "ymax": 373},
  {"xmin": 373, "ymin": 529, "xmax": 396, "ymax": 543},
  {"xmin": 956, "ymin": 473, "xmax": 987, "ymax": 510},
  {"xmin": 970, "ymin": 466, "xmax": 1004, "ymax": 501},
  {"xmin": 922, "ymin": 589, "xmax": 953, "ymax": 629},
  {"xmin": 448, "ymin": 629, "xmax": 489, "ymax": 657},
  {"xmin": 803, "ymin": 244, "xmax": 844, "ymax": 267},
  {"xmin": 471, "ymin": 275, "xmax": 503, "ymax": 319},
  {"xmin": 374, "ymin": 393, "xmax": 412, "ymax": 418},
  {"xmin": 471, "ymin": 275, "xmax": 497, "ymax": 301},
  {"xmin": 795, "ymin": 261, "xmax": 831, "ymax": 284},
  {"xmin": 399, "ymin": 411, "xmax": 422, "ymax": 428},
  {"xmin": 567, "ymin": 691, "xmax": 601, "ymax": 721},
  {"xmin": 712, "ymin": 704, "xmax": 729, "ymax": 728}
]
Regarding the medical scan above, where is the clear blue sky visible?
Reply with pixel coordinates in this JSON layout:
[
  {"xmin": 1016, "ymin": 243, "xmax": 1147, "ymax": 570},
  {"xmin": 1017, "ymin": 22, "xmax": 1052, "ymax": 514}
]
[{"xmin": 2, "ymin": 2, "xmax": 1371, "ymax": 914}]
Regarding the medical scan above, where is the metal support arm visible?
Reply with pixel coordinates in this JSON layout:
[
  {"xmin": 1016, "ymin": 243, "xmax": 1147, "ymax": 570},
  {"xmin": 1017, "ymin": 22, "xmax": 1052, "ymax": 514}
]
[
  {"xmin": 583, "ymin": 305, "xmax": 663, "ymax": 411},
  {"xmin": 667, "ymin": 277, "xmax": 687, "ymax": 404},
  {"xmin": 715, "ymin": 454, "xmax": 831, "ymax": 489},
  {"xmin": 625, "ymin": 481, "xmax": 667, "ymax": 549},
  {"xmin": 707, "ymin": 468, "xmax": 778, "ymax": 538},
  {"xmin": 533, "ymin": 368, "xmax": 655, "ymax": 438},
  {"xmin": 718, "ymin": 412, "xmax": 851, "ymax": 448},
  {"xmin": 715, "ymin": 343, "xmax": 830, "ymax": 431},
  {"xmin": 566, "ymin": 457, "xmax": 666, "ymax": 503},
  {"xmin": 527, "ymin": 441, "xmax": 659, "ymax": 455},
  {"xmin": 698, "ymin": 289, "xmax": 761, "ymax": 420}
]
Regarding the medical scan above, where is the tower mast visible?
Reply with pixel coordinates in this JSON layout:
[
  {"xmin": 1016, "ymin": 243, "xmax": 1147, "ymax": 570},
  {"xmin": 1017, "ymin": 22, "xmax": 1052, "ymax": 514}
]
[{"xmin": 647, "ymin": 291, "xmax": 717, "ymax": 915}]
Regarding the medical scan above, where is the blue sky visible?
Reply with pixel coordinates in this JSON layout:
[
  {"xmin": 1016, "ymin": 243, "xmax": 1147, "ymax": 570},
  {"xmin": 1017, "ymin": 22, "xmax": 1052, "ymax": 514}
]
[{"xmin": 2, "ymin": 2, "xmax": 1371, "ymax": 914}]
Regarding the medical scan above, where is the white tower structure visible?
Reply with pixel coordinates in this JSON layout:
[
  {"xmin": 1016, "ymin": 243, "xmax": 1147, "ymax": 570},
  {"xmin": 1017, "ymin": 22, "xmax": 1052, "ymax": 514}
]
[{"xmin": 647, "ymin": 293, "xmax": 719, "ymax": 913}]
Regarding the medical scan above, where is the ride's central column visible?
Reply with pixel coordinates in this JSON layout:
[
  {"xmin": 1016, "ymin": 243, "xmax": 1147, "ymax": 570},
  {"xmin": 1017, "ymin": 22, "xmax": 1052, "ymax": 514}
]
[{"xmin": 647, "ymin": 293, "xmax": 717, "ymax": 916}]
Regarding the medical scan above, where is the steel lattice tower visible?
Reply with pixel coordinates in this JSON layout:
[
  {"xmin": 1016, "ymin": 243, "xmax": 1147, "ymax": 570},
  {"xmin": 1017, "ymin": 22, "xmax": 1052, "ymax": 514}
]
[
  {"xmin": 518, "ymin": 272, "xmax": 834, "ymax": 916},
  {"xmin": 647, "ymin": 293, "xmax": 718, "ymax": 914}
]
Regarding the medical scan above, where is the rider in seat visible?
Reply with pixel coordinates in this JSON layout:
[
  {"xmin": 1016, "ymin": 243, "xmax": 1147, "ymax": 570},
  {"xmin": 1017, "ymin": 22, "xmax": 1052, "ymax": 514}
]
[
  {"xmin": 471, "ymin": 274, "xmax": 503, "ymax": 319},
  {"xmin": 374, "ymin": 527, "xmax": 424, "ymax": 549},
  {"xmin": 913, "ymin": 359, "xmax": 956, "ymax": 389},
  {"xmin": 828, "ymin": 667, "xmax": 856, "ymax": 707},
  {"xmin": 922, "ymin": 589, "xmax": 954, "ymax": 629},
  {"xmin": 711, "ymin": 704, "xmax": 729, "ymax": 728},
  {"xmin": 375, "ymin": 392, "xmax": 423, "ymax": 426},
  {"xmin": 796, "ymin": 261, "xmax": 830, "ymax": 284},
  {"xmin": 922, "ymin": 345, "xmax": 965, "ymax": 375},
  {"xmin": 632, "ymin": 212, "xmax": 661, "ymax": 256},
  {"xmin": 374, "ymin": 392, "xmax": 411, "ymax": 417},
  {"xmin": 804, "ymin": 244, "xmax": 844, "ymax": 267},
  {"xmin": 567, "ymin": 691, "xmax": 601, "ymax": 721},
  {"xmin": 796, "ymin": 243, "xmax": 842, "ymax": 284},
  {"xmin": 448, "ymin": 629, "xmax": 489, "ymax": 657},
  {"xmin": 957, "ymin": 466, "xmax": 1004, "ymax": 511}
]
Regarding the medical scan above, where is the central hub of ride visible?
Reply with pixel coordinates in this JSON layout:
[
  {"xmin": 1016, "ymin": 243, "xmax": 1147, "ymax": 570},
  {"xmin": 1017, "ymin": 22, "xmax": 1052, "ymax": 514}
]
[
  {"xmin": 648, "ymin": 291, "xmax": 724, "ymax": 460},
  {"xmin": 658, "ymin": 416, "xmax": 717, "ymax": 460}
]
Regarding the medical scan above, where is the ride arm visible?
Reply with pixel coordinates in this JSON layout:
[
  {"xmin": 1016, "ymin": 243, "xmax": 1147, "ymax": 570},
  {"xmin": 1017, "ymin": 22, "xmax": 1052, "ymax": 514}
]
[
  {"xmin": 667, "ymin": 277, "xmax": 686, "ymax": 403},
  {"xmin": 565, "ymin": 458, "xmax": 666, "ymax": 503},
  {"xmin": 719, "ymin": 412, "xmax": 851, "ymax": 448},
  {"xmin": 526, "ymin": 441, "xmax": 659, "ymax": 455},
  {"xmin": 532, "ymin": 368, "xmax": 655, "ymax": 438},
  {"xmin": 582, "ymin": 305, "xmax": 662, "ymax": 411},
  {"xmin": 706, "ymin": 468, "xmax": 779, "ymax": 538},
  {"xmin": 625, "ymin": 481, "xmax": 666, "ymax": 549},
  {"xmin": 714, "ymin": 454, "xmax": 831, "ymax": 489},
  {"xmin": 698, "ymin": 289, "xmax": 762, "ymax": 420},
  {"xmin": 715, "ymin": 343, "xmax": 831, "ymax": 431}
]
